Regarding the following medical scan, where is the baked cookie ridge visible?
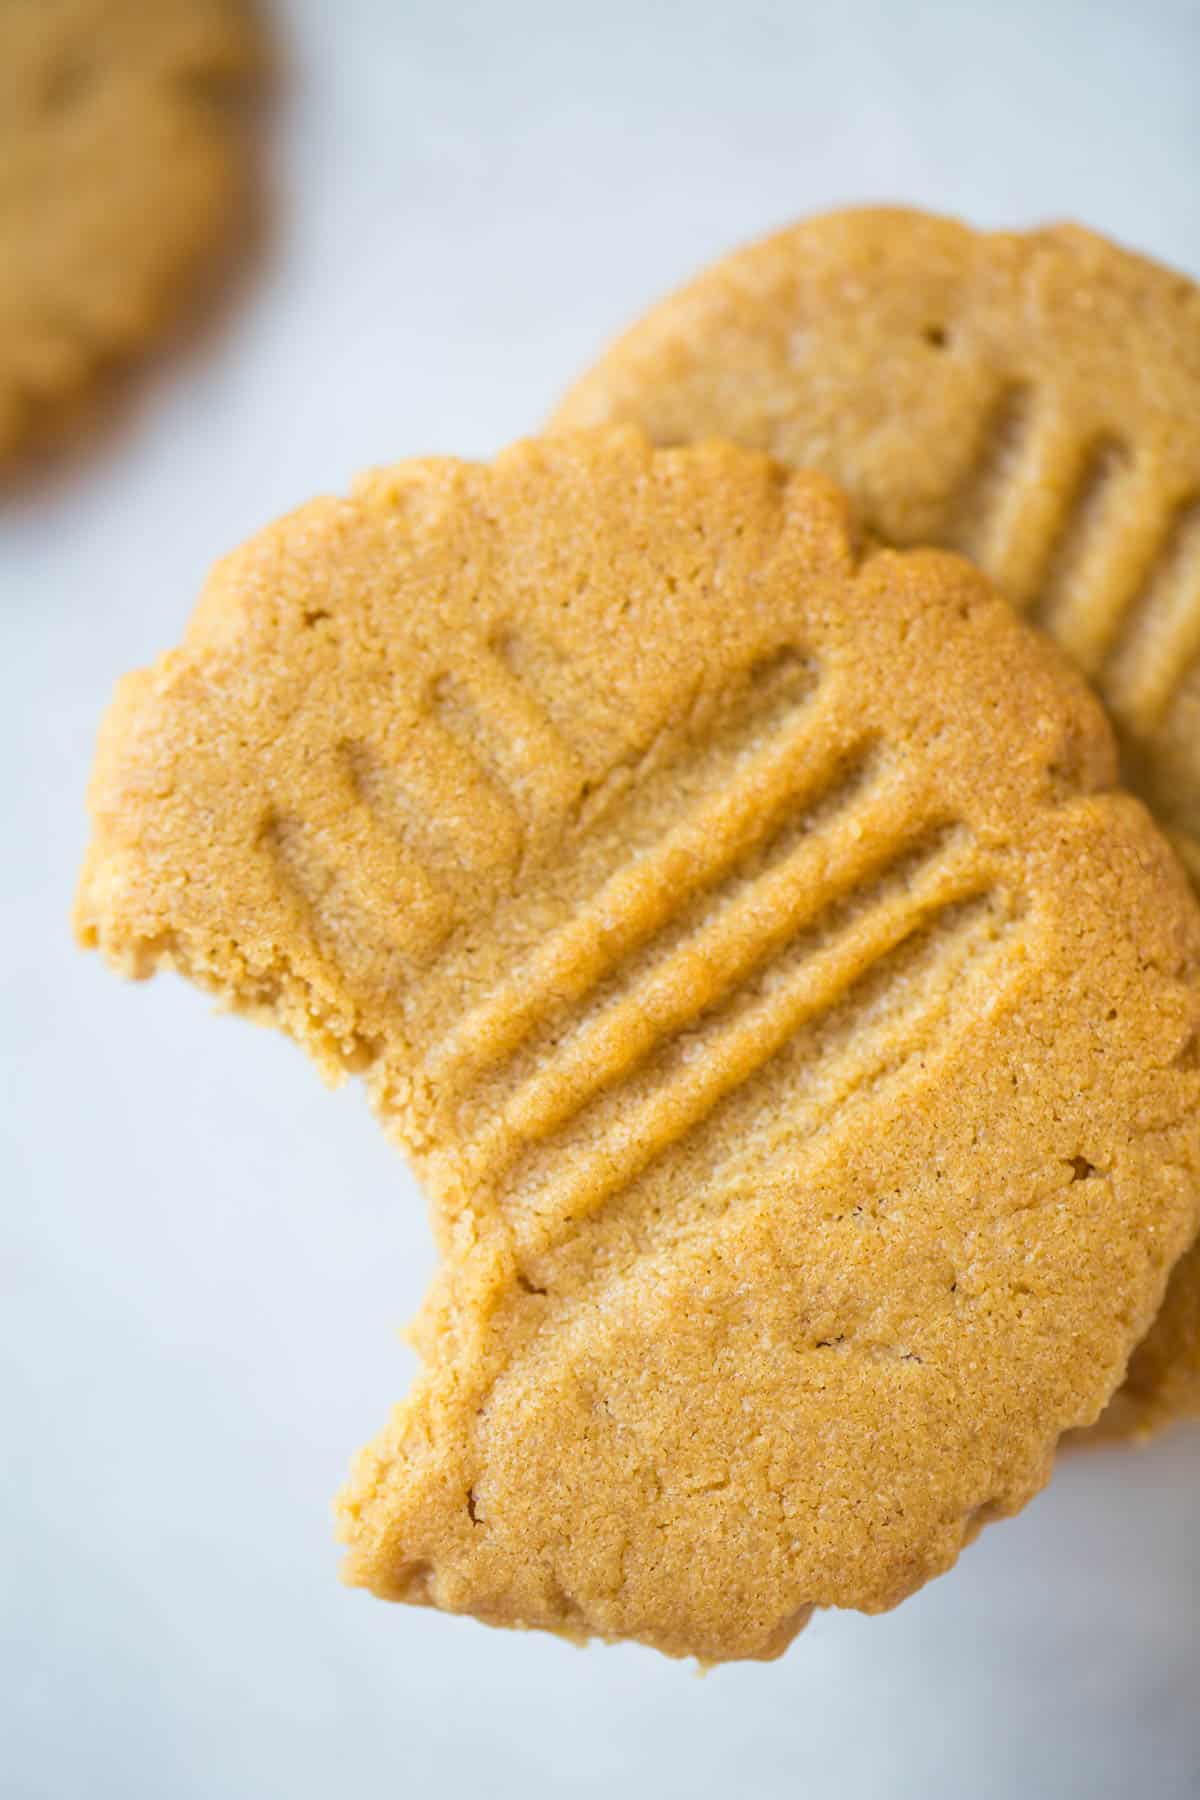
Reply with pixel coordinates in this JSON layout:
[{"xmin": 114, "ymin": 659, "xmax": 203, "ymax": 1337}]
[{"xmin": 550, "ymin": 209, "xmax": 1200, "ymax": 1431}]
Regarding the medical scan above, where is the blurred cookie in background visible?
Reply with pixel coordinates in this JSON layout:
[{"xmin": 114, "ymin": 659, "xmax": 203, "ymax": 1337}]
[{"xmin": 0, "ymin": 0, "xmax": 268, "ymax": 473}]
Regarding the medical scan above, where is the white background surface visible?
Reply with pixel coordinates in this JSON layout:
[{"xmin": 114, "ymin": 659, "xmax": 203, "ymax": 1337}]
[{"xmin": 4, "ymin": 3, "xmax": 1199, "ymax": 1796}]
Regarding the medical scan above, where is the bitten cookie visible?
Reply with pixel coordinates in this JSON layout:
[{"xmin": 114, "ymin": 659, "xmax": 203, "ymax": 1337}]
[
  {"xmin": 551, "ymin": 209, "xmax": 1200, "ymax": 1432},
  {"xmin": 76, "ymin": 431, "xmax": 1200, "ymax": 1660},
  {"xmin": 0, "ymin": 0, "xmax": 263, "ymax": 466}
]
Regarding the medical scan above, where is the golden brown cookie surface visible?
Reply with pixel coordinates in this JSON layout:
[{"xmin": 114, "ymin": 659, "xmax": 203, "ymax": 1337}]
[
  {"xmin": 0, "ymin": 0, "xmax": 262, "ymax": 466},
  {"xmin": 551, "ymin": 210, "xmax": 1200, "ymax": 1430},
  {"xmin": 76, "ymin": 431, "xmax": 1200, "ymax": 1660},
  {"xmin": 552, "ymin": 209, "xmax": 1200, "ymax": 874}
]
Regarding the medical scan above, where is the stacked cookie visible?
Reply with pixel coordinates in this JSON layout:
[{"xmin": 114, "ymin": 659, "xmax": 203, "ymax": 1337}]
[{"xmin": 76, "ymin": 210, "xmax": 1200, "ymax": 1663}]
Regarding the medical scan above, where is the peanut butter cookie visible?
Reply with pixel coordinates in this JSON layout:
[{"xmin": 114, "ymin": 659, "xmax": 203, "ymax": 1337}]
[
  {"xmin": 76, "ymin": 432, "xmax": 1200, "ymax": 1659},
  {"xmin": 552, "ymin": 211, "xmax": 1200, "ymax": 1432}
]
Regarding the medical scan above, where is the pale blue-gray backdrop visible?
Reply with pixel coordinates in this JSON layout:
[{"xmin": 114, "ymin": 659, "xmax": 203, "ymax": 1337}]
[{"xmin": 4, "ymin": 2, "xmax": 1198, "ymax": 1794}]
